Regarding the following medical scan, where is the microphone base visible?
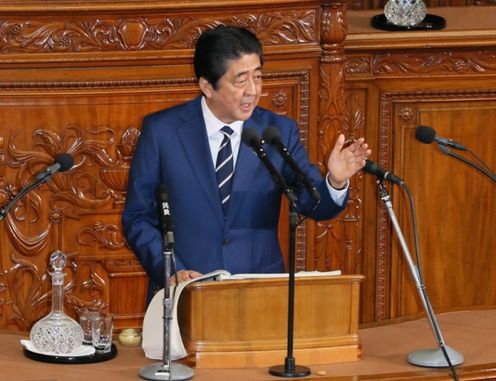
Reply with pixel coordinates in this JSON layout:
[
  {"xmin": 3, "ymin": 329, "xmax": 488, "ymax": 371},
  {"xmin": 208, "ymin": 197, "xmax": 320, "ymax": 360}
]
[
  {"xmin": 408, "ymin": 346, "xmax": 464, "ymax": 368},
  {"xmin": 269, "ymin": 364, "xmax": 311, "ymax": 378},
  {"xmin": 139, "ymin": 362, "xmax": 194, "ymax": 380}
]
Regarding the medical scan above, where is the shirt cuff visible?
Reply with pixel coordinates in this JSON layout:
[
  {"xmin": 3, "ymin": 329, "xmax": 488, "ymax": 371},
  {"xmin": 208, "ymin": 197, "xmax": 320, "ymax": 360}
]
[{"xmin": 325, "ymin": 174, "xmax": 349, "ymax": 206}]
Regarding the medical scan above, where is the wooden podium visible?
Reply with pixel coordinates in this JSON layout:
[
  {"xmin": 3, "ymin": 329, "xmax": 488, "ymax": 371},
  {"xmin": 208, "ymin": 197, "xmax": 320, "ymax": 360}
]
[{"xmin": 177, "ymin": 275, "xmax": 364, "ymax": 369}]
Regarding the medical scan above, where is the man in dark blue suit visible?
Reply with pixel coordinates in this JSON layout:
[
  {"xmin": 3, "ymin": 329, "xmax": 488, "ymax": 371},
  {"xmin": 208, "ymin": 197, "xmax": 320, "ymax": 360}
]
[{"xmin": 122, "ymin": 26, "xmax": 370, "ymax": 295}]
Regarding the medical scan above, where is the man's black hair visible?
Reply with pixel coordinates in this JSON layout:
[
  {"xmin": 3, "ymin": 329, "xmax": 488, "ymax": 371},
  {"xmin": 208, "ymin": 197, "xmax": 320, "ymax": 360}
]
[{"xmin": 194, "ymin": 26, "xmax": 264, "ymax": 90}]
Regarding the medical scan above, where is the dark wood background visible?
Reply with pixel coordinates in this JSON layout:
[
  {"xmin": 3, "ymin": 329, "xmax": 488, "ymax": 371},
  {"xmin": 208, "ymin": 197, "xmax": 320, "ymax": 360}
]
[{"xmin": 0, "ymin": 0, "xmax": 494, "ymax": 332}]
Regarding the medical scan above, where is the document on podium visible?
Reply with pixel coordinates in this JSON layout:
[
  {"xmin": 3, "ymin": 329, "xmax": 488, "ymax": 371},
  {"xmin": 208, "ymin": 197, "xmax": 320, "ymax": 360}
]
[{"xmin": 141, "ymin": 269, "xmax": 341, "ymax": 360}]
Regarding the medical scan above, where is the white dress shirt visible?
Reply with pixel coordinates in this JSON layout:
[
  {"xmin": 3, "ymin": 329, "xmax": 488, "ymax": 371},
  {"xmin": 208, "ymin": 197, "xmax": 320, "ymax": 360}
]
[{"xmin": 200, "ymin": 96, "xmax": 348, "ymax": 206}]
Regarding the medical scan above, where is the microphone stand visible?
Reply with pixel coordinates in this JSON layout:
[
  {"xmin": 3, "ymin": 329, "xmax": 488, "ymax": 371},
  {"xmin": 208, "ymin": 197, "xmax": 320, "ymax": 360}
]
[
  {"xmin": 439, "ymin": 145, "xmax": 496, "ymax": 183},
  {"xmin": 269, "ymin": 189, "xmax": 311, "ymax": 378},
  {"xmin": 376, "ymin": 181, "xmax": 463, "ymax": 376},
  {"xmin": 139, "ymin": 238, "xmax": 194, "ymax": 380}
]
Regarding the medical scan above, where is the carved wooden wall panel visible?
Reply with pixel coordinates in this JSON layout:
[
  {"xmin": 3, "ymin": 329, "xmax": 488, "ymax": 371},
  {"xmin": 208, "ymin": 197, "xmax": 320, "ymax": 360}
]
[
  {"xmin": 0, "ymin": 0, "xmax": 354, "ymax": 331},
  {"xmin": 313, "ymin": 1, "xmax": 358, "ymax": 274},
  {"xmin": 0, "ymin": 84, "xmax": 200, "ymax": 330},
  {"xmin": 0, "ymin": 9, "xmax": 319, "ymax": 55},
  {"xmin": 0, "ymin": 76, "xmax": 321, "ymax": 331},
  {"xmin": 345, "ymin": 34, "xmax": 496, "ymax": 323},
  {"xmin": 390, "ymin": 97, "xmax": 496, "ymax": 317}
]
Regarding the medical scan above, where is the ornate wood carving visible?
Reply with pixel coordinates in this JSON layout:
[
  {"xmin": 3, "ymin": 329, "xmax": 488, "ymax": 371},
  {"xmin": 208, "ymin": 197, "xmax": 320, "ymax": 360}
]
[
  {"xmin": 345, "ymin": 50, "xmax": 496, "ymax": 78},
  {"xmin": 345, "ymin": 55, "xmax": 371, "ymax": 75},
  {"xmin": 373, "ymin": 50, "xmax": 496, "ymax": 76},
  {"xmin": 0, "ymin": 123, "xmax": 127, "ymax": 329},
  {"xmin": 0, "ymin": 10, "xmax": 317, "ymax": 54},
  {"xmin": 371, "ymin": 91, "xmax": 394, "ymax": 321},
  {"xmin": 263, "ymin": 70, "xmax": 312, "ymax": 271},
  {"xmin": 77, "ymin": 221, "xmax": 126, "ymax": 250},
  {"xmin": 314, "ymin": 0, "xmax": 357, "ymax": 272},
  {"xmin": 342, "ymin": 92, "xmax": 365, "ymax": 274}
]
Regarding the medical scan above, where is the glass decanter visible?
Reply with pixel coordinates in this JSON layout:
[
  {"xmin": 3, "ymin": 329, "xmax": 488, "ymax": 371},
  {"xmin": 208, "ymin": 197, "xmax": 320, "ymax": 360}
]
[
  {"xmin": 30, "ymin": 250, "xmax": 83, "ymax": 354},
  {"xmin": 384, "ymin": 0, "xmax": 427, "ymax": 27}
]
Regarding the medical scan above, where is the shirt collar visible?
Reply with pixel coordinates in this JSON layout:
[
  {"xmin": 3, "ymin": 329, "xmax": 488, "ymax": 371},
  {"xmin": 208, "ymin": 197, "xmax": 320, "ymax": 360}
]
[{"xmin": 201, "ymin": 96, "xmax": 244, "ymax": 137}]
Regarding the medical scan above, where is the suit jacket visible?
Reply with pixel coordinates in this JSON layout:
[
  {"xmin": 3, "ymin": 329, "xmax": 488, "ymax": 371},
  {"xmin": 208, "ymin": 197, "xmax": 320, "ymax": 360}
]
[{"xmin": 122, "ymin": 96, "xmax": 348, "ymax": 295}]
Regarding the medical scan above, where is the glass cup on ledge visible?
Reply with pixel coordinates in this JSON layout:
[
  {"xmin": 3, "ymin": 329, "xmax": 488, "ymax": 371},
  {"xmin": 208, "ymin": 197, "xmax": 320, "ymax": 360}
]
[
  {"xmin": 78, "ymin": 308, "xmax": 101, "ymax": 346},
  {"xmin": 384, "ymin": 0, "xmax": 427, "ymax": 27},
  {"xmin": 91, "ymin": 314, "xmax": 114, "ymax": 353}
]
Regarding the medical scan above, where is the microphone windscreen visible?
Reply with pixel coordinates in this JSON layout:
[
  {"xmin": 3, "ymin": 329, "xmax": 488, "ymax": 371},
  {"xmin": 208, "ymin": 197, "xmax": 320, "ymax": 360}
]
[
  {"xmin": 262, "ymin": 126, "xmax": 281, "ymax": 145},
  {"xmin": 363, "ymin": 159, "xmax": 379, "ymax": 175},
  {"xmin": 241, "ymin": 127, "xmax": 261, "ymax": 147},
  {"xmin": 156, "ymin": 184, "xmax": 169, "ymax": 203},
  {"xmin": 415, "ymin": 125, "xmax": 436, "ymax": 144},
  {"xmin": 54, "ymin": 153, "xmax": 74, "ymax": 172}
]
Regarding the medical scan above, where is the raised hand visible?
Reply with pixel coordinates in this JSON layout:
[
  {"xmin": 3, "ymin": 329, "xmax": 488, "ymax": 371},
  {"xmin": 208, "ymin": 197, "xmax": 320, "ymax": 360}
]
[{"xmin": 326, "ymin": 134, "xmax": 371, "ymax": 189}]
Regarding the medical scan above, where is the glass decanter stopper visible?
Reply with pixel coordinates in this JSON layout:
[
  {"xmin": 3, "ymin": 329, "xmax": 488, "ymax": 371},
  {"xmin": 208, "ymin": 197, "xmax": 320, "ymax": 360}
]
[
  {"xmin": 30, "ymin": 250, "xmax": 83, "ymax": 354},
  {"xmin": 384, "ymin": 0, "xmax": 426, "ymax": 27}
]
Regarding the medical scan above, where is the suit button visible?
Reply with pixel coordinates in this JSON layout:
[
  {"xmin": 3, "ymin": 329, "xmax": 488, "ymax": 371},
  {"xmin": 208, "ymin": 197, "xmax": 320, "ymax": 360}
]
[{"xmin": 223, "ymin": 239, "xmax": 230, "ymax": 246}]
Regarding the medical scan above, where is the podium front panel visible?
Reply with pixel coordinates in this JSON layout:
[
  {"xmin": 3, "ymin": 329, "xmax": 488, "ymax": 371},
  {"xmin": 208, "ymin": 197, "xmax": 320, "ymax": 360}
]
[{"xmin": 177, "ymin": 275, "xmax": 363, "ymax": 368}]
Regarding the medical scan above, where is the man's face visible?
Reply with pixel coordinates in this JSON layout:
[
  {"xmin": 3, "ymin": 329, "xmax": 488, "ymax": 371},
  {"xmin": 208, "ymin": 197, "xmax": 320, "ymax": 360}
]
[{"xmin": 201, "ymin": 53, "xmax": 262, "ymax": 124}]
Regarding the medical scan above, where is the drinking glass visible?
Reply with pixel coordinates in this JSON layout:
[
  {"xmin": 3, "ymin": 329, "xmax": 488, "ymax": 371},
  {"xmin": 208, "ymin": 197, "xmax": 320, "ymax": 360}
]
[
  {"xmin": 79, "ymin": 308, "xmax": 101, "ymax": 345},
  {"xmin": 92, "ymin": 314, "xmax": 113, "ymax": 353}
]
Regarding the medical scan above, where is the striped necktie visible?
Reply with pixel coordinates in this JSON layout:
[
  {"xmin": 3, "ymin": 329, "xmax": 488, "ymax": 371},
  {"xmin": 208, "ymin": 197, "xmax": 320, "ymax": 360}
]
[{"xmin": 216, "ymin": 126, "xmax": 234, "ymax": 216}]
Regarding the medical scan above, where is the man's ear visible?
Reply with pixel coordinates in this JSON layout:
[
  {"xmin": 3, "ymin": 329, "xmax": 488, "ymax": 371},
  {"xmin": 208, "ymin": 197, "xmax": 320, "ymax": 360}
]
[{"xmin": 199, "ymin": 77, "xmax": 213, "ymax": 98}]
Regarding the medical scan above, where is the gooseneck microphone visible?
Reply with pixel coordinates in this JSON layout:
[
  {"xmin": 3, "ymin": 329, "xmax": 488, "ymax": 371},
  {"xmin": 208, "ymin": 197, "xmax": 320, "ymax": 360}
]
[
  {"xmin": 0, "ymin": 153, "xmax": 74, "ymax": 221},
  {"xmin": 363, "ymin": 159, "xmax": 404, "ymax": 185},
  {"xmin": 241, "ymin": 127, "xmax": 297, "ymax": 205},
  {"xmin": 140, "ymin": 185, "xmax": 195, "ymax": 381},
  {"xmin": 415, "ymin": 125, "xmax": 467, "ymax": 151},
  {"xmin": 35, "ymin": 153, "xmax": 74, "ymax": 181},
  {"xmin": 156, "ymin": 184, "xmax": 174, "ymax": 249},
  {"xmin": 415, "ymin": 125, "xmax": 495, "ymax": 182},
  {"xmin": 263, "ymin": 126, "xmax": 321, "ymax": 202}
]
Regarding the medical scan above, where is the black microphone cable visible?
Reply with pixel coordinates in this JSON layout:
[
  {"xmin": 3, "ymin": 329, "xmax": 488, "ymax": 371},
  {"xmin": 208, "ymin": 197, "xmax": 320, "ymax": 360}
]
[
  {"xmin": 363, "ymin": 160, "xmax": 424, "ymax": 283},
  {"xmin": 403, "ymin": 178, "xmax": 460, "ymax": 381},
  {"xmin": 402, "ymin": 182, "xmax": 459, "ymax": 381}
]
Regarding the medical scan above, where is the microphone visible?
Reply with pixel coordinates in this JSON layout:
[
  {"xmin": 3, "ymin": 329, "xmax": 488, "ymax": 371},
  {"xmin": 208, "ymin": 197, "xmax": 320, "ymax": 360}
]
[
  {"xmin": 263, "ymin": 126, "xmax": 321, "ymax": 202},
  {"xmin": 415, "ymin": 125, "xmax": 467, "ymax": 151},
  {"xmin": 141, "ymin": 184, "xmax": 195, "ymax": 381},
  {"xmin": 241, "ymin": 127, "xmax": 297, "ymax": 204},
  {"xmin": 35, "ymin": 153, "xmax": 74, "ymax": 181},
  {"xmin": 156, "ymin": 184, "xmax": 174, "ymax": 248},
  {"xmin": 0, "ymin": 153, "xmax": 74, "ymax": 221},
  {"xmin": 363, "ymin": 159, "xmax": 404, "ymax": 185}
]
